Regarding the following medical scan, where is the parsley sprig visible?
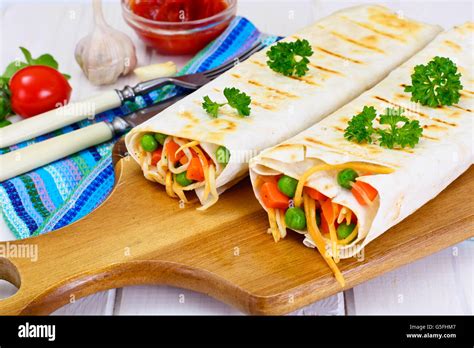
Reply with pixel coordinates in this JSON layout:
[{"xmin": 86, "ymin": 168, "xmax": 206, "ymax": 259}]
[
  {"xmin": 344, "ymin": 107, "xmax": 423, "ymax": 149},
  {"xmin": 344, "ymin": 106, "xmax": 377, "ymax": 144},
  {"xmin": 404, "ymin": 56, "xmax": 462, "ymax": 107},
  {"xmin": 202, "ymin": 87, "xmax": 251, "ymax": 118},
  {"xmin": 266, "ymin": 39, "xmax": 313, "ymax": 77}
]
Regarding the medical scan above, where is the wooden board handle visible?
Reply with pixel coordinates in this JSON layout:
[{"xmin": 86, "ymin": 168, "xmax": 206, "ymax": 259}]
[{"xmin": 0, "ymin": 161, "xmax": 128, "ymax": 315}]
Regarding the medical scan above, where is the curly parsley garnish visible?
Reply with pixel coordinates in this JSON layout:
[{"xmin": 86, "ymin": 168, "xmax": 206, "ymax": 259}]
[
  {"xmin": 376, "ymin": 108, "xmax": 423, "ymax": 149},
  {"xmin": 202, "ymin": 87, "xmax": 251, "ymax": 118},
  {"xmin": 266, "ymin": 39, "xmax": 313, "ymax": 77},
  {"xmin": 404, "ymin": 56, "xmax": 463, "ymax": 107},
  {"xmin": 344, "ymin": 106, "xmax": 377, "ymax": 144},
  {"xmin": 344, "ymin": 107, "xmax": 423, "ymax": 149}
]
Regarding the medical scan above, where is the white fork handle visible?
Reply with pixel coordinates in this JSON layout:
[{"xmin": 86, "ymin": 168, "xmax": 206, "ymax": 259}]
[
  {"xmin": 0, "ymin": 122, "xmax": 114, "ymax": 182},
  {"xmin": 0, "ymin": 90, "xmax": 121, "ymax": 148}
]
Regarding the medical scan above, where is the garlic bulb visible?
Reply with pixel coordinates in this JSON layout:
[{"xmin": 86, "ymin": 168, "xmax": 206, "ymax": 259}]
[{"xmin": 75, "ymin": 0, "xmax": 137, "ymax": 85}]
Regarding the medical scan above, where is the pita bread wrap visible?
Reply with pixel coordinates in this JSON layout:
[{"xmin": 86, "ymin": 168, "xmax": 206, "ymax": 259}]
[
  {"xmin": 249, "ymin": 23, "xmax": 473, "ymax": 286},
  {"xmin": 125, "ymin": 5, "xmax": 441, "ymax": 209}
]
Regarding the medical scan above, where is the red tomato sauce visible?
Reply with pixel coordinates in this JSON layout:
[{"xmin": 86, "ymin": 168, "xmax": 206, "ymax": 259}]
[
  {"xmin": 128, "ymin": 0, "xmax": 232, "ymax": 55},
  {"xmin": 130, "ymin": 0, "xmax": 228, "ymax": 22}
]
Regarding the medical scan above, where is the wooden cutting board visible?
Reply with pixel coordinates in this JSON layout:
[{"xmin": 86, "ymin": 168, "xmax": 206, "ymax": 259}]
[{"xmin": 0, "ymin": 155, "xmax": 472, "ymax": 315}]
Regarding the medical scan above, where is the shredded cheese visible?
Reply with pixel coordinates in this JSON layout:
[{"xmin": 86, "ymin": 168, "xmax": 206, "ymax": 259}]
[
  {"xmin": 346, "ymin": 210, "xmax": 352, "ymax": 225},
  {"xmin": 267, "ymin": 208, "xmax": 280, "ymax": 242},
  {"xmin": 173, "ymin": 181, "xmax": 189, "ymax": 203},
  {"xmin": 192, "ymin": 145, "xmax": 210, "ymax": 201},
  {"xmin": 165, "ymin": 171, "xmax": 176, "ymax": 198},
  {"xmin": 197, "ymin": 164, "xmax": 219, "ymax": 211},
  {"xmin": 329, "ymin": 202, "xmax": 340, "ymax": 263},
  {"xmin": 275, "ymin": 209, "xmax": 287, "ymax": 239},
  {"xmin": 176, "ymin": 140, "xmax": 199, "ymax": 157},
  {"xmin": 337, "ymin": 207, "xmax": 347, "ymax": 224},
  {"xmin": 294, "ymin": 162, "xmax": 393, "ymax": 207},
  {"xmin": 303, "ymin": 193, "xmax": 345, "ymax": 287}
]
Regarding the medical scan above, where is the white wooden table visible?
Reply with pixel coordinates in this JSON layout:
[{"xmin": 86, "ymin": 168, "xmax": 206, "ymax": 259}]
[{"xmin": 0, "ymin": 0, "xmax": 472, "ymax": 315}]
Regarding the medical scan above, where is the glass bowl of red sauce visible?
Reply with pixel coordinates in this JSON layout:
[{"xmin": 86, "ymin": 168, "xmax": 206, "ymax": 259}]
[{"xmin": 122, "ymin": 0, "xmax": 237, "ymax": 55}]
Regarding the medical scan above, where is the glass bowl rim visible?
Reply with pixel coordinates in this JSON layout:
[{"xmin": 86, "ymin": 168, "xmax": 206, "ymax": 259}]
[{"xmin": 121, "ymin": 0, "xmax": 238, "ymax": 27}]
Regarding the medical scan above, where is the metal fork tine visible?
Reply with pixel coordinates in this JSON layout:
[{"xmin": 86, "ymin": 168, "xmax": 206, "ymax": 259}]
[{"xmin": 203, "ymin": 42, "xmax": 265, "ymax": 79}]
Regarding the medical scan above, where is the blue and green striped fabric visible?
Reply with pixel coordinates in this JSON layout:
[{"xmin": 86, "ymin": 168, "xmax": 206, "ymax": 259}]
[{"xmin": 0, "ymin": 17, "xmax": 279, "ymax": 239}]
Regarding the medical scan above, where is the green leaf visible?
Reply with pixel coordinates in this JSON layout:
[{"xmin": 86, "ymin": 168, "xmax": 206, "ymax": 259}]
[
  {"xmin": 202, "ymin": 96, "xmax": 224, "ymax": 118},
  {"xmin": 344, "ymin": 106, "xmax": 423, "ymax": 149},
  {"xmin": 266, "ymin": 39, "xmax": 314, "ymax": 77},
  {"xmin": 19, "ymin": 47, "xmax": 33, "ymax": 64},
  {"xmin": 344, "ymin": 106, "xmax": 377, "ymax": 143},
  {"xmin": 0, "ymin": 119, "xmax": 12, "ymax": 128},
  {"xmin": 404, "ymin": 56, "xmax": 463, "ymax": 107},
  {"xmin": 2, "ymin": 60, "xmax": 28, "ymax": 79},
  {"xmin": 0, "ymin": 83, "xmax": 12, "ymax": 120},
  {"xmin": 376, "ymin": 108, "xmax": 423, "ymax": 149},
  {"xmin": 32, "ymin": 53, "xmax": 59, "ymax": 69},
  {"xmin": 223, "ymin": 87, "xmax": 251, "ymax": 117}
]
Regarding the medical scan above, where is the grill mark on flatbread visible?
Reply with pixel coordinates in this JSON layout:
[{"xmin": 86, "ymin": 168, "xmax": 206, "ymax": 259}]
[
  {"xmin": 330, "ymin": 31, "xmax": 385, "ymax": 53},
  {"xmin": 247, "ymin": 79, "xmax": 298, "ymax": 98},
  {"xmin": 422, "ymin": 134, "xmax": 439, "ymax": 141},
  {"xmin": 395, "ymin": 93, "xmax": 408, "ymax": 99},
  {"xmin": 338, "ymin": 16, "xmax": 405, "ymax": 42},
  {"xmin": 289, "ymin": 75, "xmax": 321, "ymax": 86},
  {"xmin": 453, "ymin": 104, "xmax": 472, "ymax": 112},
  {"xmin": 304, "ymin": 137, "xmax": 403, "ymax": 165},
  {"xmin": 430, "ymin": 117, "xmax": 458, "ymax": 127},
  {"xmin": 209, "ymin": 118, "xmax": 238, "ymax": 132},
  {"xmin": 339, "ymin": 117, "xmax": 350, "ymax": 123},
  {"xmin": 231, "ymin": 73, "xmax": 241, "ymax": 79},
  {"xmin": 309, "ymin": 63, "xmax": 343, "ymax": 75},
  {"xmin": 249, "ymin": 60, "xmax": 266, "ymax": 68},
  {"xmin": 367, "ymin": 7, "xmax": 422, "ymax": 32},
  {"xmin": 444, "ymin": 40, "xmax": 462, "ymax": 51},
  {"xmin": 251, "ymin": 100, "xmax": 276, "ymax": 111},
  {"xmin": 423, "ymin": 124, "xmax": 448, "ymax": 131},
  {"xmin": 315, "ymin": 46, "xmax": 364, "ymax": 64},
  {"xmin": 373, "ymin": 96, "xmax": 458, "ymax": 127},
  {"xmin": 460, "ymin": 90, "xmax": 474, "ymax": 98},
  {"xmin": 179, "ymin": 110, "xmax": 200, "ymax": 124},
  {"xmin": 333, "ymin": 126, "xmax": 345, "ymax": 133}
]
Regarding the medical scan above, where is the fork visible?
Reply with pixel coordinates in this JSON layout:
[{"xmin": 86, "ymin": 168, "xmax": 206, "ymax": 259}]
[{"xmin": 0, "ymin": 42, "xmax": 265, "ymax": 149}]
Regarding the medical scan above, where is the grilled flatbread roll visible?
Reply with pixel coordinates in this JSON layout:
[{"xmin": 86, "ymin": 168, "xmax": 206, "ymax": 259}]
[
  {"xmin": 125, "ymin": 5, "xmax": 441, "ymax": 209},
  {"xmin": 249, "ymin": 23, "xmax": 473, "ymax": 286}
]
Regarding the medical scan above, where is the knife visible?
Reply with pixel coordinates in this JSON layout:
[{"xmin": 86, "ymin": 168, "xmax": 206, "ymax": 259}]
[{"xmin": 0, "ymin": 93, "xmax": 187, "ymax": 182}]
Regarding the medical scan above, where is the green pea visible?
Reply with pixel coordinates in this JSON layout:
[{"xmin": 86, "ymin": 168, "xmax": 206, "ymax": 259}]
[
  {"xmin": 141, "ymin": 134, "xmax": 158, "ymax": 152},
  {"xmin": 285, "ymin": 207, "xmax": 306, "ymax": 230},
  {"xmin": 316, "ymin": 210, "xmax": 321, "ymax": 226},
  {"xmin": 337, "ymin": 223, "xmax": 356, "ymax": 240},
  {"xmin": 216, "ymin": 146, "xmax": 230, "ymax": 165},
  {"xmin": 277, "ymin": 175, "xmax": 298, "ymax": 198},
  {"xmin": 154, "ymin": 133, "xmax": 167, "ymax": 145},
  {"xmin": 174, "ymin": 171, "xmax": 194, "ymax": 187},
  {"xmin": 337, "ymin": 168, "xmax": 359, "ymax": 189}
]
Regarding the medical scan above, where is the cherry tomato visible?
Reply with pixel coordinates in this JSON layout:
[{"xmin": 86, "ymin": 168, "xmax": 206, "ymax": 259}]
[{"xmin": 10, "ymin": 65, "xmax": 72, "ymax": 118}]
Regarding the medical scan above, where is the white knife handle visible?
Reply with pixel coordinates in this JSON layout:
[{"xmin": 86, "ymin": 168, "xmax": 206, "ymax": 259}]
[
  {"xmin": 0, "ymin": 122, "xmax": 114, "ymax": 182},
  {"xmin": 0, "ymin": 90, "xmax": 121, "ymax": 148}
]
